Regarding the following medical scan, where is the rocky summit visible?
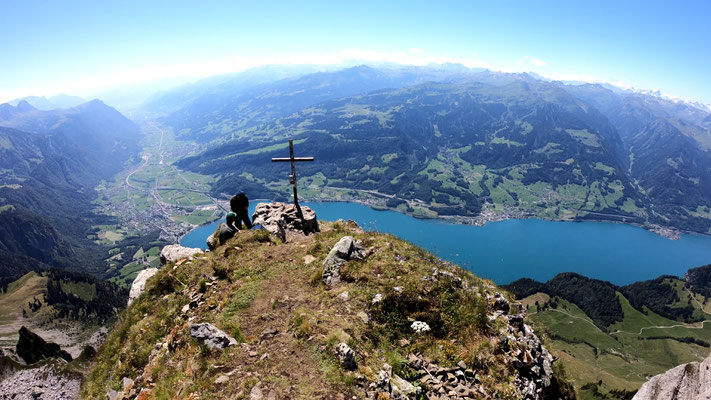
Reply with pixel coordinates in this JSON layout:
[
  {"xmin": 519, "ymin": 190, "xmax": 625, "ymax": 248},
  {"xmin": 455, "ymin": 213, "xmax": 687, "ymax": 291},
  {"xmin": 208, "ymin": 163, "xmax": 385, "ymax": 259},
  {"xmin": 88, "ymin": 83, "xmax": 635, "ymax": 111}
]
[{"xmin": 80, "ymin": 211, "xmax": 573, "ymax": 400}]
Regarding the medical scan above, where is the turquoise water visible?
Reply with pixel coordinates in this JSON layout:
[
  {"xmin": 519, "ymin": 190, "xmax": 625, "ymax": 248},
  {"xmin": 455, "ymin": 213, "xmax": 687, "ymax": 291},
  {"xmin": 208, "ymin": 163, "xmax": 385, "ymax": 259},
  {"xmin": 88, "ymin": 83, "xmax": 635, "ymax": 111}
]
[{"xmin": 181, "ymin": 202, "xmax": 711, "ymax": 285}]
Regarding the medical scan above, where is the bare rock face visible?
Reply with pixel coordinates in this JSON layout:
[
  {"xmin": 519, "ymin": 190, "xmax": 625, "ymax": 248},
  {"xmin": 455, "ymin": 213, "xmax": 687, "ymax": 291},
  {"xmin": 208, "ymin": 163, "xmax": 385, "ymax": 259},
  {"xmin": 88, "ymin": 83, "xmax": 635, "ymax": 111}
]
[
  {"xmin": 252, "ymin": 202, "xmax": 319, "ymax": 241},
  {"xmin": 160, "ymin": 244, "xmax": 202, "ymax": 265},
  {"xmin": 128, "ymin": 268, "xmax": 159, "ymax": 306},
  {"xmin": 633, "ymin": 352, "xmax": 711, "ymax": 400},
  {"xmin": 322, "ymin": 236, "xmax": 367, "ymax": 287}
]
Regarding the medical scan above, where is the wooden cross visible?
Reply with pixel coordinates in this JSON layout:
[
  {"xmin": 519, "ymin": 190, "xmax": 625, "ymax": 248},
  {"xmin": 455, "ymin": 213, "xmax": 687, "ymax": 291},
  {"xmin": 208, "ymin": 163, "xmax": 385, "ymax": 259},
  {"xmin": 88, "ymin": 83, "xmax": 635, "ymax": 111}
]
[{"xmin": 271, "ymin": 139, "xmax": 314, "ymax": 209}]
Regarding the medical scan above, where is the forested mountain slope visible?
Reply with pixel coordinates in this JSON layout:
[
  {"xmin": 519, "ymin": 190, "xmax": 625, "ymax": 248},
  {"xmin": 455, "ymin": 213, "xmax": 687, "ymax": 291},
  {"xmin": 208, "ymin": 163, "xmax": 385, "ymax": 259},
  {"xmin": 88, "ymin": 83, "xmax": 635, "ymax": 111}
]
[
  {"xmin": 163, "ymin": 66, "xmax": 711, "ymax": 234},
  {"xmin": 505, "ymin": 266, "xmax": 711, "ymax": 398},
  {"xmin": 0, "ymin": 101, "xmax": 142, "ymax": 279}
]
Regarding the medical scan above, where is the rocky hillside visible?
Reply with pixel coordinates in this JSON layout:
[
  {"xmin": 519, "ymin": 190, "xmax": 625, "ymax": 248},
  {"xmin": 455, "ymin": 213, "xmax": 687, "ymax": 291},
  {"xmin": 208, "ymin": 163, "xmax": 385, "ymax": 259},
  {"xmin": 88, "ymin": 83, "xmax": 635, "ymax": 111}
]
[{"xmin": 81, "ymin": 215, "xmax": 573, "ymax": 399}]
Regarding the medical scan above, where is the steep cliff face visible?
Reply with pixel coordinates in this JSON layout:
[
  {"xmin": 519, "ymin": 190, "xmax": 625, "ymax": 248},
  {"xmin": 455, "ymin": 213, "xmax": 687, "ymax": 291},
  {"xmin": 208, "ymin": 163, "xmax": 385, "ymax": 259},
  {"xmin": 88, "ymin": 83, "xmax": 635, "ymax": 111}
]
[
  {"xmin": 632, "ymin": 352, "xmax": 711, "ymax": 400},
  {"xmin": 81, "ymin": 220, "xmax": 573, "ymax": 399}
]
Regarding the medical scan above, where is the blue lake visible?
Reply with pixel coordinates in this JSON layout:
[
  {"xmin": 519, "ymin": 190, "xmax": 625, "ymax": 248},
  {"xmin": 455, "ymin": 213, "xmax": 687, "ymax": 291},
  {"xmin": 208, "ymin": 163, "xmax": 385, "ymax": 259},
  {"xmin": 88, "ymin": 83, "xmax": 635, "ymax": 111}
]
[{"xmin": 181, "ymin": 201, "xmax": 711, "ymax": 285}]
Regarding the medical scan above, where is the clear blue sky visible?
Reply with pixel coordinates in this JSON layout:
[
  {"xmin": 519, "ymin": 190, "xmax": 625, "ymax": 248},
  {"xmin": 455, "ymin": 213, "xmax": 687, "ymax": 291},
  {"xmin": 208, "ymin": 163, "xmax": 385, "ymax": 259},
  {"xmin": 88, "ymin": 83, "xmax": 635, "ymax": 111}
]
[{"xmin": 1, "ymin": 0, "xmax": 710, "ymax": 103}]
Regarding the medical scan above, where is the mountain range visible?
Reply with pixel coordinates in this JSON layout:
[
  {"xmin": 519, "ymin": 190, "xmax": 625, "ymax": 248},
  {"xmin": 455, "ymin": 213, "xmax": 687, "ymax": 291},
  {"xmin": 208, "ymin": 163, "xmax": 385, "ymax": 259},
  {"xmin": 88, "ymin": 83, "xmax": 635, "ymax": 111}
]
[
  {"xmin": 8, "ymin": 94, "xmax": 87, "ymax": 111},
  {"xmin": 151, "ymin": 65, "xmax": 711, "ymax": 234}
]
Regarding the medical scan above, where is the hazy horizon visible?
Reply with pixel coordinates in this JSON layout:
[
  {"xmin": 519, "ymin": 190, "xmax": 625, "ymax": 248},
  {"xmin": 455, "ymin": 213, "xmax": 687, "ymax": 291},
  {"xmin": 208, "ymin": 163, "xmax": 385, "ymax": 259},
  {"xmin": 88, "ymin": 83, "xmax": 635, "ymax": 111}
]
[{"xmin": 2, "ymin": 1, "xmax": 710, "ymax": 105}]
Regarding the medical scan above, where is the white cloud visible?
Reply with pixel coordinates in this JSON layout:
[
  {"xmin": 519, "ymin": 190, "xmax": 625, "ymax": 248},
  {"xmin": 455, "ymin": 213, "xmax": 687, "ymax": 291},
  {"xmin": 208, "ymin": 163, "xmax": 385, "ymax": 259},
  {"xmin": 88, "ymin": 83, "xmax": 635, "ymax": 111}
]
[
  {"xmin": 519, "ymin": 56, "xmax": 547, "ymax": 67},
  {"xmin": 409, "ymin": 48, "xmax": 423, "ymax": 54}
]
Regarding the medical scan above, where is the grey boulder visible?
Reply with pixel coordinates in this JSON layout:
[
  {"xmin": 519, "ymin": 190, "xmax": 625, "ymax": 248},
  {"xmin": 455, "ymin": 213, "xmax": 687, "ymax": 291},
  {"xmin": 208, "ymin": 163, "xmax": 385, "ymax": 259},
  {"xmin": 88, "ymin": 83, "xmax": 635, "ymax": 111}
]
[
  {"xmin": 633, "ymin": 352, "xmax": 711, "ymax": 400},
  {"xmin": 322, "ymin": 236, "xmax": 366, "ymax": 287},
  {"xmin": 189, "ymin": 323, "xmax": 238, "ymax": 350},
  {"xmin": 160, "ymin": 244, "xmax": 203, "ymax": 264}
]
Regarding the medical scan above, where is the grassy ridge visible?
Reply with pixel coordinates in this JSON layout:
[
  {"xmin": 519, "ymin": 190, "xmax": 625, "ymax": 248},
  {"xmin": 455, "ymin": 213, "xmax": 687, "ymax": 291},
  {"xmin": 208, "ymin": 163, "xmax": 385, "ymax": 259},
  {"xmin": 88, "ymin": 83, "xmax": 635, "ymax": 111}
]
[{"xmin": 81, "ymin": 222, "xmax": 573, "ymax": 399}]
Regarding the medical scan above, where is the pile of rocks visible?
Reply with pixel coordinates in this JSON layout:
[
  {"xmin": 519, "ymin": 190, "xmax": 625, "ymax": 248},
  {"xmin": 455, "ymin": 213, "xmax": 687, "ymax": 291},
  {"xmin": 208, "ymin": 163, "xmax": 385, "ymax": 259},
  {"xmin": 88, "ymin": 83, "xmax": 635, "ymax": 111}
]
[
  {"xmin": 403, "ymin": 355, "xmax": 483, "ymax": 399},
  {"xmin": 488, "ymin": 293, "xmax": 555, "ymax": 399},
  {"xmin": 0, "ymin": 361, "xmax": 81, "ymax": 400},
  {"xmin": 252, "ymin": 202, "xmax": 319, "ymax": 242},
  {"xmin": 363, "ymin": 266, "xmax": 556, "ymax": 399},
  {"xmin": 422, "ymin": 267, "xmax": 467, "ymax": 289}
]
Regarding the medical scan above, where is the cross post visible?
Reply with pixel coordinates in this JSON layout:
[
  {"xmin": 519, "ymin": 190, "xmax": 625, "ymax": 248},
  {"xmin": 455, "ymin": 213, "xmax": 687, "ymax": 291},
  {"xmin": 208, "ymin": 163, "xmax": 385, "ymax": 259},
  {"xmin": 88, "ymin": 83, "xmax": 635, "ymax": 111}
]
[{"xmin": 271, "ymin": 139, "xmax": 314, "ymax": 211}]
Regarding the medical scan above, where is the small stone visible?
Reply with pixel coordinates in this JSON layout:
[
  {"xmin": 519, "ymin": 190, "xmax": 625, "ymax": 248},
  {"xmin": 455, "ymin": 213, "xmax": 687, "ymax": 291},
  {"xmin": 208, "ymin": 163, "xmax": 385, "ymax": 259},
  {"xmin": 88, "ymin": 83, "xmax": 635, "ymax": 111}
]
[
  {"xmin": 338, "ymin": 291, "xmax": 349, "ymax": 301},
  {"xmin": 372, "ymin": 293, "xmax": 383, "ymax": 304},
  {"xmin": 215, "ymin": 375, "xmax": 229, "ymax": 384},
  {"xmin": 357, "ymin": 312, "xmax": 369, "ymax": 323},
  {"xmin": 189, "ymin": 323, "xmax": 237, "ymax": 350},
  {"xmin": 303, "ymin": 255, "xmax": 316, "ymax": 265},
  {"xmin": 249, "ymin": 350, "xmax": 258, "ymax": 357},
  {"xmin": 122, "ymin": 377, "xmax": 134, "ymax": 390},
  {"xmin": 250, "ymin": 383, "xmax": 264, "ymax": 400},
  {"xmin": 259, "ymin": 327, "xmax": 278, "ymax": 342},
  {"xmin": 393, "ymin": 286, "xmax": 403, "ymax": 293}
]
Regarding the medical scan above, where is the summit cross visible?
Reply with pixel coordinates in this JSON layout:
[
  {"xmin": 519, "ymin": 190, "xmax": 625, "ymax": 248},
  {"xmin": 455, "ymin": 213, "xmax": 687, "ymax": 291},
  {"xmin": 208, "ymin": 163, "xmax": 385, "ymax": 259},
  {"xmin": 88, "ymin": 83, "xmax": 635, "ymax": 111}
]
[{"xmin": 271, "ymin": 139, "xmax": 314, "ymax": 209}]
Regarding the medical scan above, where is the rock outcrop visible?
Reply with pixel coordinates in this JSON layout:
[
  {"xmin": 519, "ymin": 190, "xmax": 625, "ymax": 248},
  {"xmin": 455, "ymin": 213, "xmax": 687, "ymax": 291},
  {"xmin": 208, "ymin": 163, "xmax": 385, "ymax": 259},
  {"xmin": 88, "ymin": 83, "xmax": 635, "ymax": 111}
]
[
  {"xmin": 160, "ymin": 244, "xmax": 202, "ymax": 264},
  {"xmin": 128, "ymin": 268, "xmax": 158, "ymax": 306},
  {"xmin": 632, "ymin": 352, "xmax": 711, "ymax": 400},
  {"xmin": 16, "ymin": 327, "xmax": 72, "ymax": 365},
  {"xmin": 252, "ymin": 202, "xmax": 319, "ymax": 241},
  {"xmin": 322, "ymin": 235, "xmax": 367, "ymax": 287}
]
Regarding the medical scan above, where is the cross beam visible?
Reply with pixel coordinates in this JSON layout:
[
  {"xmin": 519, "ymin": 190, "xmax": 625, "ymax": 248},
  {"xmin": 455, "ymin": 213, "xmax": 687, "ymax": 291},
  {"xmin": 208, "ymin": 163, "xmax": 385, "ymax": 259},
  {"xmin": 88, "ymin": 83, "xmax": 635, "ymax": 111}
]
[{"xmin": 271, "ymin": 139, "xmax": 314, "ymax": 208}]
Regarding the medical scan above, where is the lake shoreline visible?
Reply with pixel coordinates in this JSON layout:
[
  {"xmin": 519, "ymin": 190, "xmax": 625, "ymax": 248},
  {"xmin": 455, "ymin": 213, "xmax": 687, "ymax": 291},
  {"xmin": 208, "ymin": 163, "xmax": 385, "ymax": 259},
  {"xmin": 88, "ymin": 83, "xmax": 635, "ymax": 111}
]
[
  {"xmin": 181, "ymin": 200, "xmax": 711, "ymax": 286},
  {"xmin": 181, "ymin": 197, "xmax": 699, "ymax": 245},
  {"xmin": 302, "ymin": 197, "xmax": 691, "ymax": 241}
]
